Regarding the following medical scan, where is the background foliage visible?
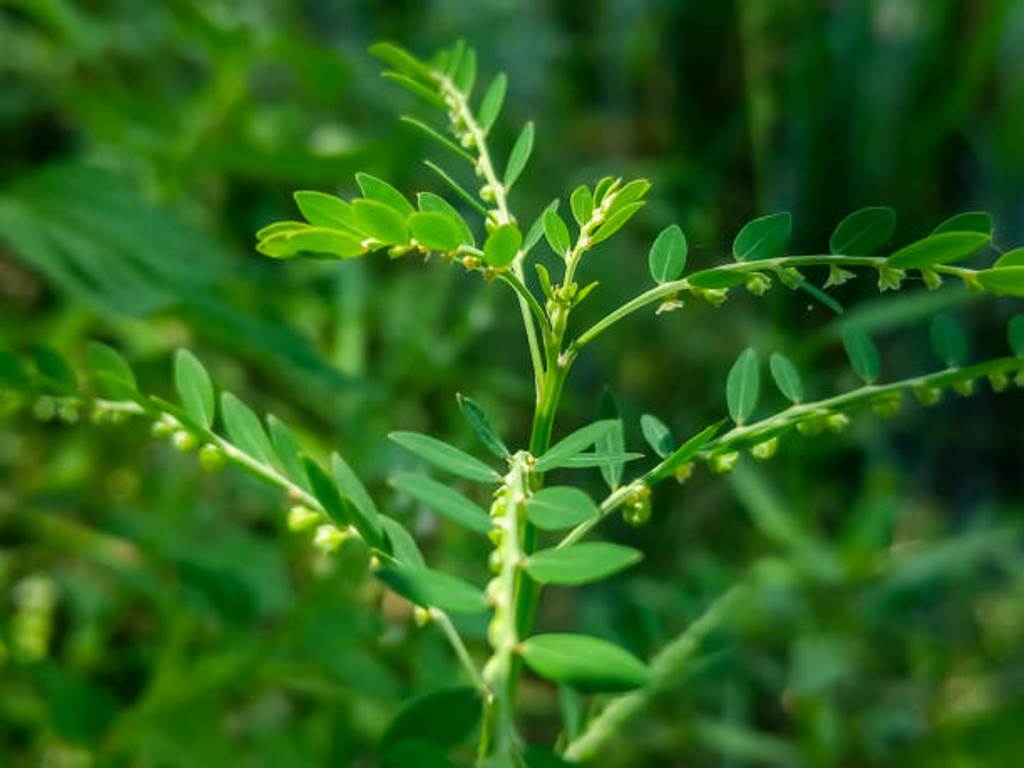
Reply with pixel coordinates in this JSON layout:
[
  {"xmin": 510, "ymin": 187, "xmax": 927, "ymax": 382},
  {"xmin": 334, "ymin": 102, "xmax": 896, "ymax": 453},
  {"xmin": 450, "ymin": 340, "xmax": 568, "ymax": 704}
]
[{"xmin": 1, "ymin": 1, "xmax": 1022, "ymax": 765}]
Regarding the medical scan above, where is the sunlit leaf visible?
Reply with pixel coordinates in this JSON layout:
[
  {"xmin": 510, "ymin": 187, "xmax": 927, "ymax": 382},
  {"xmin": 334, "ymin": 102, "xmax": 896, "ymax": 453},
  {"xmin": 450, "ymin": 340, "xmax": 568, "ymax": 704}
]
[
  {"xmin": 478, "ymin": 73, "xmax": 507, "ymax": 132},
  {"xmin": 570, "ymin": 185, "xmax": 593, "ymax": 226},
  {"xmin": 543, "ymin": 208, "xmax": 571, "ymax": 257},
  {"xmin": 590, "ymin": 202, "xmax": 644, "ymax": 245},
  {"xmin": 483, "ymin": 223, "xmax": 522, "ymax": 268},
  {"xmin": 352, "ymin": 199, "xmax": 409, "ymax": 245},
  {"xmin": 417, "ymin": 192, "xmax": 475, "ymax": 247},
  {"xmin": 977, "ymin": 267, "xmax": 1024, "ymax": 296},
  {"xmin": 294, "ymin": 191, "xmax": 358, "ymax": 230},
  {"xmin": 174, "ymin": 350, "xmax": 214, "ymax": 428},
  {"xmin": 355, "ymin": 172, "xmax": 415, "ymax": 217},
  {"xmin": 408, "ymin": 212, "xmax": 461, "ymax": 252},
  {"xmin": 994, "ymin": 247, "xmax": 1024, "ymax": 268},
  {"xmin": 257, "ymin": 227, "xmax": 366, "ymax": 259},
  {"xmin": 382, "ymin": 686, "xmax": 482, "ymax": 750}
]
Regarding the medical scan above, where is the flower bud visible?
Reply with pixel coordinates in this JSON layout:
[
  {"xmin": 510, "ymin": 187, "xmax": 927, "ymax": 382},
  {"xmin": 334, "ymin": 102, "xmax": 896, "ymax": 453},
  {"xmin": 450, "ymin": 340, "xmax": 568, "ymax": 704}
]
[
  {"xmin": 988, "ymin": 371, "xmax": 1009, "ymax": 393},
  {"xmin": 796, "ymin": 418, "xmax": 824, "ymax": 436},
  {"xmin": 825, "ymin": 413, "xmax": 850, "ymax": 432},
  {"xmin": 172, "ymin": 430, "xmax": 198, "ymax": 452},
  {"xmin": 622, "ymin": 483, "xmax": 652, "ymax": 527},
  {"xmin": 920, "ymin": 269, "xmax": 943, "ymax": 291},
  {"xmin": 673, "ymin": 462, "xmax": 694, "ymax": 485},
  {"xmin": 871, "ymin": 394, "xmax": 902, "ymax": 419},
  {"xmin": 710, "ymin": 451, "xmax": 739, "ymax": 475},
  {"xmin": 287, "ymin": 505, "xmax": 320, "ymax": 532},
  {"xmin": 953, "ymin": 379, "xmax": 974, "ymax": 397},
  {"xmin": 313, "ymin": 524, "xmax": 348, "ymax": 553},
  {"xmin": 151, "ymin": 416, "xmax": 177, "ymax": 438},
  {"xmin": 750, "ymin": 437, "xmax": 779, "ymax": 461},
  {"xmin": 32, "ymin": 397, "xmax": 56, "ymax": 421},
  {"xmin": 745, "ymin": 272, "xmax": 773, "ymax": 297},
  {"xmin": 877, "ymin": 265, "xmax": 906, "ymax": 292},
  {"xmin": 824, "ymin": 265, "xmax": 856, "ymax": 289},
  {"xmin": 413, "ymin": 607, "xmax": 432, "ymax": 626},
  {"xmin": 56, "ymin": 402, "xmax": 79, "ymax": 424},
  {"xmin": 913, "ymin": 386, "xmax": 941, "ymax": 406},
  {"xmin": 479, "ymin": 184, "xmax": 495, "ymax": 203},
  {"xmin": 199, "ymin": 444, "xmax": 224, "ymax": 472}
]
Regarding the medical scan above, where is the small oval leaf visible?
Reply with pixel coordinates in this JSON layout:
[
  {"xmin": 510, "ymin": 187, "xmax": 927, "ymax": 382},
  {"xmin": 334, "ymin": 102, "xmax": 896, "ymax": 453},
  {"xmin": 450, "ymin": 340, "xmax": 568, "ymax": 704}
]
[
  {"xmin": 841, "ymin": 326, "xmax": 881, "ymax": 384},
  {"xmin": 726, "ymin": 348, "xmax": 760, "ymax": 424},
  {"xmin": 519, "ymin": 634, "xmax": 650, "ymax": 693},
  {"xmin": 769, "ymin": 352, "xmax": 803, "ymax": 403},
  {"xmin": 829, "ymin": 206, "xmax": 896, "ymax": 255},
  {"xmin": 376, "ymin": 566, "xmax": 487, "ymax": 614},
  {"xmin": 930, "ymin": 314, "xmax": 968, "ymax": 368},
  {"xmin": 408, "ymin": 211, "xmax": 461, "ymax": 252},
  {"xmin": 888, "ymin": 231, "xmax": 990, "ymax": 269},
  {"xmin": 391, "ymin": 473, "xmax": 492, "ymax": 534},
  {"xmin": 389, "ymin": 431, "xmax": 499, "ymax": 483},
  {"xmin": 525, "ymin": 542, "xmax": 642, "ymax": 585},
  {"xmin": 733, "ymin": 212, "xmax": 791, "ymax": 262},
  {"xmin": 483, "ymin": 223, "xmax": 522, "ymax": 268},
  {"xmin": 648, "ymin": 224, "xmax": 688, "ymax": 284},
  {"xmin": 525, "ymin": 487, "xmax": 598, "ymax": 531}
]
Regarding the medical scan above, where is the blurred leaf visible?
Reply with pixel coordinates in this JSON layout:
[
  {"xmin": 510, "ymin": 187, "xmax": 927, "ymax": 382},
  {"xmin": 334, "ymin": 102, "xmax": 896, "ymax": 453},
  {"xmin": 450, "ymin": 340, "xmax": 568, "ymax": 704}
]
[
  {"xmin": 175, "ymin": 349, "xmax": 215, "ymax": 428},
  {"xmin": 86, "ymin": 341, "xmax": 136, "ymax": 398},
  {"xmin": 841, "ymin": 326, "xmax": 881, "ymax": 383},
  {"xmin": 32, "ymin": 345, "xmax": 76, "ymax": 394},
  {"xmin": 769, "ymin": 352, "xmax": 803, "ymax": 403},
  {"xmin": 332, "ymin": 453, "xmax": 384, "ymax": 546},
  {"xmin": 930, "ymin": 314, "xmax": 968, "ymax": 367},
  {"xmin": 1009, "ymin": 315, "xmax": 1024, "ymax": 356},
  {"xmin": 382, "ymin": 686, "xmax": 482, "ymax": 750}
]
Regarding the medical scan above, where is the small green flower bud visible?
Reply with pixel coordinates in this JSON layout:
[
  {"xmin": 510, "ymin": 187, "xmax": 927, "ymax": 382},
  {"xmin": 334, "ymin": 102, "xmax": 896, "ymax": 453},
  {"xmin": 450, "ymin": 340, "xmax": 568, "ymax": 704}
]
[
  {"xmin": 462, "ymin": 256, "xmax": 481, "ymax": 270},
  {"xmin": 479, "ymin": 184, "xmax": 495, "ymax": 203},
  {"xmin": 287, "ymin": 505, "xmax": 320, "ymax": 532},
  {"xmin": 655, "ymin": 298, "xmax": 684, "ymax": 315},
  {"xmin": 913, "ymin": 386, "xmax": 942, "ymax": 406},
  {"xmin": 622, "ymin": 483, "xmax": 652, "ymax": 527},
  {"xmin": 750, "ymin": 436, "xmax": 779, "ymax": 461},
  {"xmin": 313, "ymin": 524, "xmax": 347, "ymax": 553},
  {"xmin": 673, "ymin": 462, "xmax": 694, "ymax": 485},
  {"xmin": 871, "ymin": 394, "xmax": 902, "ymax": 419},
  {"xmin": 824, "ymin": 265, "xmax": 856, "ymax": 289},
  {"xmin": 710, "ymin": 451, "xmax": 739, "ymax": 475},
  {"xmin": 694, "ymin": 287, "xmax": 729, "ymax": 307},
  {"xmin": 796, "ymin": 417, "xmax": 825, "ymax": 436},
  {"xmin": 172, "ymin": 430, "xmax": 198, "ymax": 452},
  {"xmin": 920, "ymin": 269, "xmax": 943, "ymax": 291},
  {"xmin": 488, "ymin": 549, "xmax": 502, "ymax": 573},
  {"xmin": 56, "ymin": 401, "xmax": 79, "ymax": 424},
  {"xmin": 745, "ymin": 272, "xmax": 773, "ymax": 296},
  {"xmin": 151, "ymin": 416, "xmax": 176, "ymax": 438},
  {"xmin": 953, "ymin": 379, "xmax": 974, "ymax": 397},
  {"xmin": 877, "ymin": 265, "xmax": 906, "ymax": 292},
  {"xmin": 1015, "ymin": 370, "xmax": 1024, "ymax": 388},
  {"xmin": 413, "ymin": 606, "xmax": 432, "ymax": 626},
  {"xmin": 487, "ymin": 616, "xmax": 505, "ymax": 647},
  {"xmin": 199, "ymin": 444, "xmax": 224, "ymax": 472},
  {"xmin": 825, "ymin": 413, "xmax": 851, "ymax": 432},
  {"xmin": 988, "ymin": 371, "xmax": 1009, "ymax": 393},
  {"xmin": 32, "ymin": 396, "xmax": 56, "ymax": 421}
]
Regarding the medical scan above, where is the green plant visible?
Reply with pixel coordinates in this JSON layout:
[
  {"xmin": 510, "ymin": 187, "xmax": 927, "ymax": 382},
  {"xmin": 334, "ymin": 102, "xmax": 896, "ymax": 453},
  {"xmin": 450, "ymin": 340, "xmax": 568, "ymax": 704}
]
[{"xmin": 3, "ymin": 39, "xmax": 1024, "ymax": 767}]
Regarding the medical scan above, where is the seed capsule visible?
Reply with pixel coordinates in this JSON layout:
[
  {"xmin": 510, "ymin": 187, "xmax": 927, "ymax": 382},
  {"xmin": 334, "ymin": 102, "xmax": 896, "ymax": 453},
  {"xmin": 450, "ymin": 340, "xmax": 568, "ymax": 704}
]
[
  {"xmin": 172, "ymin": 430, "xmax": 198, "ymax": 452},
  {"xmin": 710, "ymin": 452, "xmax": 739, "ymax": 475},
  {"xmin": 750, "ymin": 436, "xmax": 779, "ymax": 460},
  {"xmin": 199, "ymin": 444, "xmax": 224, "ymax": 472},
  {"xmin": 287, "ymin": 505, "xmax": 320, "ymax": 532},
  {"xmin": 913, "ymin": 386, "xmax": 941, "ymax": 406}
]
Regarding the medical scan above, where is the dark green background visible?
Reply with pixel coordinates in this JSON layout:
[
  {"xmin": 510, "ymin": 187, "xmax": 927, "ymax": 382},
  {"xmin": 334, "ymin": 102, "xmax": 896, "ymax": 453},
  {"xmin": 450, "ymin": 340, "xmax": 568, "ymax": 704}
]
[{"xmin": 1, "ymin": 1, "xmax": 1022, "ymax": 765}]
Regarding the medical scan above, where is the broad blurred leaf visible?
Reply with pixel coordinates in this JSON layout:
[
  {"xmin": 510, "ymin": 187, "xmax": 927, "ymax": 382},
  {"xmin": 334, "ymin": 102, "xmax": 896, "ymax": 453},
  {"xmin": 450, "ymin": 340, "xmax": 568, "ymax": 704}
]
[
  {"xmin": 726, "ymin": 348, "xmax": 760, "ymax": 424},
  {"xmin": 841, "ymin": 326, "xmax": 881, "ymax": 383},
  {"xmin": 382, "ymin": 686, "xmax": 482, "ymax": 750},
  {"xmin": 86, "ymin": 342, "xmax": 136, "ymax": 398},
  {"xmin": 175, "ymin": 350, "xmax": 215, "ymax": 428},
  {"xmin": 376, "ymin": 566, "xmax": 487, "ymax": 614},
  {"xmin": 769, "ymin": 353, "xmax": 803, "ymax": 403},
  {"xmin": 930, "ymin": 314, "xmax": 968, "ymax": 367}
]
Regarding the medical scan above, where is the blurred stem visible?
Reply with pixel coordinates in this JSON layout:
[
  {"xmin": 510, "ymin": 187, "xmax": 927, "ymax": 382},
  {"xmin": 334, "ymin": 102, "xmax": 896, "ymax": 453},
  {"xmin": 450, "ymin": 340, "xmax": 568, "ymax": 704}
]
[{"xmin": 563, "ymin": 584, "xmax": 749, "ymax": 762}]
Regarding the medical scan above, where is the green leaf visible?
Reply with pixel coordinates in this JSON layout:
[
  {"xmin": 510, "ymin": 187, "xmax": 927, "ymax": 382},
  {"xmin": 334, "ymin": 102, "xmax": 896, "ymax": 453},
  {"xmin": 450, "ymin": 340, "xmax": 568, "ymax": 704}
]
[
  {"xmin": 375, "ymin": 566, "xmax": 487, "ymax": 614},
  {"xmin": 381, "ymin": 72, "xmax": 445, "ymax": 108},
  {"xmin": 355, "ymin": 172, "xmax": 415, "ymax": 217},
  {"xmin": 483, "ymin": 223, "xmax": 522, "ymax": 268},
  {"xmin": 640, "ymin": 414, "xmax": 674, "ymax": 458},
  {"xmin": 930, "ymin": 314, "xmax": 968, "ymax": 368},
  {"xmin": 390, "ymin": 473, "xmax": 492, "ymax": 534},
  {"xmin": 841, "ymin": 326, "xmax": 881, "ymax": 384},
  {"xmin": 519, "ymin": 634, "xmax": 651, "ymax": 693},
  {"xmin": 453, "ymin": 47, "xmax": 476, "ymax": 94},
  {"xmin": 1008, "ymin": 315, "xmax": 1024, "ymax": 357},
  {"xmin": 597, "ymin": 389, "xmax": 625, "ymax": 491},
  {"xmin": 534, "ymin": 420, "xmax": 617, "ymax": 473},
  {"xmin": 687, "ymin": 268, "xmax": 747, "ymax": 289},
  {"xmin": 590, "ymin": 201, "xmax": 644, "ymax": 245},
  {"xmin": 543, "ymin": 208, "xmax": 571, "ymax": 257},
  {"xmin": 221, "ymin": 393, "xmax": 276, "ymax": 465},
  {"xmin": 174, "ymin": 350, "xmax": 215, "ymax": 428},
  {"xmin": 829, "ymin": 206, "xmax": 896, "ymax": 255},
  {"xmin": 302, "ymin": 457, "xmax": 351, "ymax": 528},
  {"xmin": 733, "ymin": 212, "xmax": 792, "ymax": 262},
  {"xmin": 477, "ymin": 73, "xmax": 507, "ymax": 132},
  {"xmin": 417, "ymin": 192, "xmax": 475, "ymax": 247},
  {"xmin": 769, "ymin": 352, "xmax": 803, "ymax": 404},
  {"xmin": 726, "ymin": 348, "xmax": 760, "ymax": 424},
  {"xmin": 606, "ymin": 179, "xmax": 650, "ymax": 212},
  {"xmin": 524, "ymin": 199, "xmax": 559, "ymax": 254},
  {"xmin": 352, "ymin": 199, "xmax": 408, "ymax": 245},
  {"xmin": 382, "ymin": 686, "xmax": 482, "ymax": 750},
  {"xmin": 31, "ymin": 346, "xmax": 76, "ymax": 394},
  {"xmin": 556, "ymin": 452, "xmax": 643, "ymax": 468},
  {"xmin": 408, "ymin": 212, "xmax": 461, "ymax": 252},
  {"xmin": 423, "ymin": 160, "xmax": 490, "ymax": 217},
  {"xmin": 504, "ymin": 121, "xmax": 535, "ymax": 188},
  {"xmin": 977, "ymin": 267, "xmax": 1024, "ymax": 296},
  {"xmin": 266, "ymin": 414, "xmax": 309, "ymax": 490},
  {"xmin": 0, "ymin": 350, "xmax": 30, "ymax": 391},
  {"xmin": 389, "ymin": 431, "xmax": 499, "ymax": 483},
  {"xmin": 86, "ymin": 342, "xmax": 136, "ymax": 398},
  {"xmin": 382, "ymin": 742, "xmax": 459, "ymax": 768},
  {"xmin": 332, "ymin": 453, "xmax": 384, "ymax": 546},
  {"xmin": 524, "ymin": 746, "xmax": 576, "ymax": 768},
  {"xmin": 648, "ymin": 224, "xmax": 688, "ymax": 284},
  {"xmin": 649, "ymin": 421, "xmax": 724, "ymax": 481},
  {"xmin": 525, "ymin": 487, "xmax": 598, "ymax": 531},
  {"xmin": 369, "ymin": 42, "xmax": 432, "ymax": 82},
  {"xmin": 255, "ymin": 221, "xmax": 306, "ymax": 240},
  {"xmin": 995, "ymin": 247, "xmax": 1024, "ymax": 268},
  {"xmin": 888, "ymin": 232, "xmax": 990, "ymax": 269},
  {"xmin": 525, "ymin": 542, "xmax": 642, "ymax": 585},
  {"xmin": 293, "ymin": 191, "xmax": 357, "ymax": 230},
  {"xmin": 456, "ymin": 393, "xmax": 509, "ymax": 459},
  {"xmin": 380, "ymin": 517, "xmax": 425, "ymax": 568},
  {"xmin": 932, "ymin": 211, "xmax": 993, "ymax": 236},
  {"xmin": 257, "ymin": 226, "xmax": 366, "ymax": 259},
  {"xmin": 570, "ymin": 185, "xmax": 593, "ymax": 226}
]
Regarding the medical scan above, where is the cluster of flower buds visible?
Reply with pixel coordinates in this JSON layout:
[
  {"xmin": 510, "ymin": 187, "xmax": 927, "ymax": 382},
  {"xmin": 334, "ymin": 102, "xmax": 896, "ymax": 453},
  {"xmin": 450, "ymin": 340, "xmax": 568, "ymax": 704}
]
[{"xmin": 622, "ymin": 482, "xmax": 652, "ymax": 527}]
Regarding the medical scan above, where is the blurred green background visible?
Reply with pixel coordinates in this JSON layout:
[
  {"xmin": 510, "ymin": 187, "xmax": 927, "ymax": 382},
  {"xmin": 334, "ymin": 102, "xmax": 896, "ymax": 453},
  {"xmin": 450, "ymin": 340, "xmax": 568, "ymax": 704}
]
[{"xmin": 1, "ymin": 1, "xmax": 1023, "ymax": 765}]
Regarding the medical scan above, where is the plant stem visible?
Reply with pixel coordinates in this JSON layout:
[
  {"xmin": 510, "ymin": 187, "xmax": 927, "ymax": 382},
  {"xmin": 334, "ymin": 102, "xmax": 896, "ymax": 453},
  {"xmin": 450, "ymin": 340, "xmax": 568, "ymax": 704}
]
[{"xmin": 571, "ymin": 255, "xmax": 984, "ymax": 352}]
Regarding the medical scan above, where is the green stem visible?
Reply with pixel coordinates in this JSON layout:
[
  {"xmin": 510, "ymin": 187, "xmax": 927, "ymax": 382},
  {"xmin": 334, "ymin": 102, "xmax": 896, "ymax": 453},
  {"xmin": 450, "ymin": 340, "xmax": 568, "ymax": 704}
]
[{"xmin": 571, "ymin": 255, "xmax": 983, "ymax": 352}]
